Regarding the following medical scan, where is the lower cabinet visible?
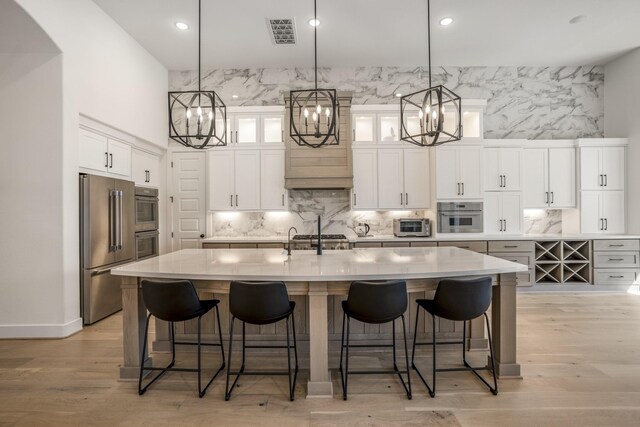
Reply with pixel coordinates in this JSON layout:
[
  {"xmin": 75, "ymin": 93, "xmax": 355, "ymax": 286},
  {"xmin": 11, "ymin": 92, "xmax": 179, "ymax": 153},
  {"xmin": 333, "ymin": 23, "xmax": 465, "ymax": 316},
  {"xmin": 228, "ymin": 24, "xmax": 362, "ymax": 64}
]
[
  {"xmin": 484, "ymin": 192, "xmax": 522, "ymax": 235},
  {"xmin": 488, "ymin": 240, "xmax": 535, "ymax": 286},
  {"xmin": 580, "ymin": 191, "xmax": 625, "ymax": 234},
  {"xmin": 592, "ymin": 239, "xmax": 639, "ymax": 285}
]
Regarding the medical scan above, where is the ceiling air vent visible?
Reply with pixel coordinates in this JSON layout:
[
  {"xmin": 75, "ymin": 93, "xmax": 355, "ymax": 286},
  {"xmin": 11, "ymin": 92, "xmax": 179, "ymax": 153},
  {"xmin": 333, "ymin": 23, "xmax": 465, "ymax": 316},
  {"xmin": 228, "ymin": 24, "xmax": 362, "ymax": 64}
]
[{"xmin": 267, "ymin": 18, "xmax": 296, "ymax": 45}]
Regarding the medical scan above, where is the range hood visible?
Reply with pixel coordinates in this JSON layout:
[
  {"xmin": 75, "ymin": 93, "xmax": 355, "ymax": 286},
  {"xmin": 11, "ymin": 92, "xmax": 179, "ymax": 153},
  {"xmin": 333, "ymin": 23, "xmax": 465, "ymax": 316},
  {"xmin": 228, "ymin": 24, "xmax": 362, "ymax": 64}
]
[{"xmin": 284, "ymin": 92, "xmax": 353, "ymax": 189}]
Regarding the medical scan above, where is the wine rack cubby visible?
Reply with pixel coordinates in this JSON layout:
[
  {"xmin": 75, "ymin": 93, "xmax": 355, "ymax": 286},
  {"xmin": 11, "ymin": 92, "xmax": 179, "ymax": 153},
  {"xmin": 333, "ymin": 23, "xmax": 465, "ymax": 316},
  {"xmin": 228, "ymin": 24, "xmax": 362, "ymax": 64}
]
[{"xmin": 534, "ymin": 240, "xmax": 592, "ymax": 284}]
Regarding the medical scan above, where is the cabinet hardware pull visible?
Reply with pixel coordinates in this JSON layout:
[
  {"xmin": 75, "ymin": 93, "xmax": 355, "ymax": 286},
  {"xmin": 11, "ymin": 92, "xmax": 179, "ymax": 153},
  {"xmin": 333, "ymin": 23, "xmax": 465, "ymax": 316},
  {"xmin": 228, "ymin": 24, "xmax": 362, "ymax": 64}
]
[
  {"xmin": 600, "ymin": 219, "xmax": 603, "ymax": 230},
  {"xmin": 499, "ymin": 220, "xmax": 503, "ymax": 232},
  {"xmin": 609, "ymin": 258, "xmax": 624, "ymax": 261},
  {"xmin": 460, "ymin": 246, "xmax": 470, "ymax": 249},
  {"xmin": 503, "ymin": 175, "xmax": 507, "ymax": 188},
  {"xmin": 105, "ymin": 152, "xmax": 109, "ymax": 168},
  {"xmin": 109, "ymin": 153, "xmax": 113, "ymax": 168},
  {"xmin": 599, "ymin": 174, "xmax": 603, "ymax": 186},
  {"xmin": 461, "ymin": 182, "xmax": 464, "ymax": 195},
  {"xmin": 230, "ymin": 195, "xmax": 233, "ymax": 207},
  {"xmin": 499, "ymin": 175, "xmax": 503, "ymax": 187},
  {"xmin": 282, "ymin": 194, "xmax": 285, "ymax": 206},
  {"xmin": 353, "ymin": 129, "xmax": 356, "ymax": 140},
  {"xmin": 353, "ymin": 193, "xmax": 357, "ymax": 206},
  {"xmin": 235, "ymin": 130, "xmax": 238, "ymax": 143},
  {"xmin": 510, "ymin": 260, "xmax": 518, "ymax": 263},
  {"xmin": 235, "ymin": 194, "xmax": 238, "ymax": 206},
  {"xmin": 504, "ymin": 245, "xmax": 518, "ymax": 248},
  {"xmin": 504, "ymin": 219, "xmax": 507, "ymax": 231},
  {"xmin": 604, "ymin": 174, "xmax": 608, "ymax": 187},
  {"xmin": 604, "ymin": 218, "xmax": 608, "ymax": 230},
  {"xmin": 550, "ymin": 192, "xmax": 554, "ymax": 204},
  {"xmin": 545, "ymin": 192, "xmax": 548, "ymax": 204},
  {"xmin": 609, "ymin": 244, "xmax": 624, "ymax": 247},
  {"xmin": 457, "ymin": 183, "xmax": 460, "ymax": 195},
  {"xmin": 281, "ymin": 130, "xmax": 284, "ymax": 141},
  {"xmin": 609, "ymin": 275, "xmax": 624, "ymax": 278},
  {"xmin": 406, "ymin": 193, "xmax": 409, "ymax": 205},
  {"xmin": 400, "ymin": 193, "xmax": 403, "ymax": 205}
]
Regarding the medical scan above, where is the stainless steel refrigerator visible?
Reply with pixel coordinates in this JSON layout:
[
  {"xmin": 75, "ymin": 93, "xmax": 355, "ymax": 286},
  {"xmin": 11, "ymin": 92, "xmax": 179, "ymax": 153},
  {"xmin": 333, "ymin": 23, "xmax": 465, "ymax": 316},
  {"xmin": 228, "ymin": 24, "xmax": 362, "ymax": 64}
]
[{"xmin": 80, "ymin": 174, "xmax": 135, "ymax": 325}]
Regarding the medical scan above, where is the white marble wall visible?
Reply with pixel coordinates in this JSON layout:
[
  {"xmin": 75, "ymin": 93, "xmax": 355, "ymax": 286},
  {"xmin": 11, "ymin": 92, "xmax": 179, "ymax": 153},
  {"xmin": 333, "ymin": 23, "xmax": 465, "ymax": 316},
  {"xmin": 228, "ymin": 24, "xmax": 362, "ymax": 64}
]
[
  {"xmin": 170, "ymin": 65, "xmax": 604, "ymax": 139},
  {"xmin": 523, "ymin": 209, "xmax": 563, "ymax": 234}
]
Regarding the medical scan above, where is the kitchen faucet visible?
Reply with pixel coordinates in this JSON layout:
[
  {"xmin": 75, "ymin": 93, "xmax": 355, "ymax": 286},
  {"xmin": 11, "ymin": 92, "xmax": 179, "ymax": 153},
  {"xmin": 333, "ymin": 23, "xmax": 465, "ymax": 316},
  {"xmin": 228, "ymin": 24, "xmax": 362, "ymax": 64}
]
[{"xmin": 286, "ymin": 227, "xmax": 297, "ymax": 256}]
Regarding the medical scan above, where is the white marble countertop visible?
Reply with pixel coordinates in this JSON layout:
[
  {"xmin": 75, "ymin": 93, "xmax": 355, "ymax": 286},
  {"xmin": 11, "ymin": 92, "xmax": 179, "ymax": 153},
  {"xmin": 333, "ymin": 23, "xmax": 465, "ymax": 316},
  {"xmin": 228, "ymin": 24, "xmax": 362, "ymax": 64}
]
[
  {"xmin": 111, "ymin": 247, "xmax": 527, "ymax": 282},
  {"xmin": 202, "ymin": 233, "xmax": 640, "ymax": 244}
]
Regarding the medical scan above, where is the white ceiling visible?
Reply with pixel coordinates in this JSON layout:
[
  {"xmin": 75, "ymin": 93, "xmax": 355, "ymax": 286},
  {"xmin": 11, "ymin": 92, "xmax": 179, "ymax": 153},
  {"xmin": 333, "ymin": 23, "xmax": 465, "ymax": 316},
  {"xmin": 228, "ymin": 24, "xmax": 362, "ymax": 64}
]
[{"xmin": 93, "ymin": 0, "xmax": 640, "ymax": 71}]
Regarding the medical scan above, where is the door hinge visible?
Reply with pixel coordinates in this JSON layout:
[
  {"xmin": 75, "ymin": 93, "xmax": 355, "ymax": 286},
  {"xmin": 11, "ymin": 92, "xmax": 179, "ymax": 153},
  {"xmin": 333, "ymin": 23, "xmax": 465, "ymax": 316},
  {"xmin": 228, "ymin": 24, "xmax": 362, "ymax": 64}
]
[{"xmin": 170, "ymin": 196, "xmax": 174, "ymax": 203}]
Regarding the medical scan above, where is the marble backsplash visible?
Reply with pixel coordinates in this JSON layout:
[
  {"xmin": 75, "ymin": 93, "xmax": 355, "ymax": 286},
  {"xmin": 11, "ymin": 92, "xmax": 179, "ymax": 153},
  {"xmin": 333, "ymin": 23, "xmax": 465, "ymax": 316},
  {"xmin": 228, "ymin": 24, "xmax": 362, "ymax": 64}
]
[
  {"xmin": 209, "ymin": 190, "xmax": 562, "ymax": 237},
  {"xmin": 170, "ymin": 65, "xmax": 604, "ymax": 140}
]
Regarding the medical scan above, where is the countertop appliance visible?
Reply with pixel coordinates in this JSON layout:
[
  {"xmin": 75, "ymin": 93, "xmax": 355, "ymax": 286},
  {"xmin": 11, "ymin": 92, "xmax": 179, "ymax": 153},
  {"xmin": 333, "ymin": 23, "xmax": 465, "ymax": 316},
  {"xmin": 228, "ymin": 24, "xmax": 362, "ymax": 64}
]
[
  {"xmin": 80, "ymin": 174, "xmax": 135, "ymax": 325},
  {"xmin": 355, "ymin": 222, "xmax": 371, "ymax": 237},
  {"xmin": 437, "ymin": 202, "xmax": 483, "ymax": 234},
  {"xmin": 291, "ymin": 234, "xmax": 350, "ymax": 251},
  {"xmin": 393, "ymin": 218, "xmax": 430, "ymax": 237}
]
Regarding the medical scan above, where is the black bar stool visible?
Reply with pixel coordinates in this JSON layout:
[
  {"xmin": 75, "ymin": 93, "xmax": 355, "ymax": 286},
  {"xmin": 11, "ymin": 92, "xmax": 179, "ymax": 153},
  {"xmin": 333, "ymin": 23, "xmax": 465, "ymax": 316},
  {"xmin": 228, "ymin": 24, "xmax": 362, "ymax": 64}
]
[
  {"xmin": 138, "ymin": 279, "xmax": 225, "ymax": 398},
  {"xmin": 411, "ymin": 277, "xmax": 498, "ymax": 397},
  {"xmin": 339, "ymin": 280, "xmax": 412, "ymax": 400},
  {"xmin": 225, "ymin": 281, "xmax": 298, "ymax": 401}
]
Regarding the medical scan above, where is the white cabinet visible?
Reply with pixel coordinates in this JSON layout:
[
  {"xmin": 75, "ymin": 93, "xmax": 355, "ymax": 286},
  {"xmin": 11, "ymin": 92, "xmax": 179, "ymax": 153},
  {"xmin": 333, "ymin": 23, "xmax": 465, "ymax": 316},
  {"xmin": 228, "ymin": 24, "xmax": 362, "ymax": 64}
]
[
  {"xmin": 484, "ymin": 148, "xmax": 521, "ymax": 191},
  {"xmin": 580, "ymin": 190, "xmax": 625, "ymax": 234},
  {"xmin": 352, "ymin": 149, "xmax": 378, "ymax": 209},
  {"xmin": 352, "ymin": 113, "xmax": 401, "ymax": 145},
  {"xmin": 436, "ymin": 146, "xmax": 482, "ymax": 199},
  {"xmin": 375, "ymin": 148, "xmax": 430, "ymax": 209},
  {"xmin": 260, "ymin": 150, "xmax": 287, "ymax": 210},
  {"xmin": 580, "ymin": 146, "xmax": 625, "ymax": 191},
  {"xmin": 223, "ymin": 112, "xmax": 284, "ymax": 145},
  {"xmin": 132, "ymin": 149, "xmax": 161, "ymax": 188},
  {"xmin": 207, "ymin": 150, "xmax": 260, "ymax": 211},
  {"xmin": 484, "ymin": 192, "xmax": 522, "ymax": 234},
  {"xmin": 523, "ymin": 147, "xmax": 575, "ymax": 208},
  {"xmin": 79, "ymin": 128, "xmax": 131, "ymax": 178},
  {"xmin": 262, "ymin": 116, "xmax": 284, "ymax": 144}
]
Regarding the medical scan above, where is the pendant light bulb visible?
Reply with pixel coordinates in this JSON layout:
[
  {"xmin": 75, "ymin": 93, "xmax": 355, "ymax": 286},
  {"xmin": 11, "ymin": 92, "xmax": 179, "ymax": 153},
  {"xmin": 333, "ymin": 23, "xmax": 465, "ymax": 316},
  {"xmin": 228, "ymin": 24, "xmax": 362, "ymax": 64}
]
[
  {"xmin": 418, "ymin": 109, "xmax": 424, "ymax": 119},
  {"xmin": 186, "ymin": 108, "xmax": 192, "ymax": 119},
  {"xmin": 432, "ymin": 110, "xmax": 438, "ymax": 120},
  {"xmin": 316, "ymin": 104, "xmax": 322, "ymax": 115},
  {"xmin": 304, "ymin": 108, "xmax": 309, "ymax": 118},
  {"xmin": 312, "ymin": 111, "xmax": 318, "ymax": 122},
  {"xmin": 208, "ymin": 111, "xmax": 213, "ymax": 121},
  {"xmin": 325, "ymin": 107, "xmax": 331, "ymax": 117},
  {"xmin": 197, "ymin": 106, "xmax": 202, "ymax": 116}
]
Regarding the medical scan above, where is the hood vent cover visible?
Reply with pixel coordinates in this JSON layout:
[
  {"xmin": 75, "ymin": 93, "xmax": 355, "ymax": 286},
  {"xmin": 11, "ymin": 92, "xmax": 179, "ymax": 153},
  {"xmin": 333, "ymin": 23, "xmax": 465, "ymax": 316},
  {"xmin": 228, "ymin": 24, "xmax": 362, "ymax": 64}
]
[{"xmin": 267, "ymin": 19, "xmax": 297, "ymax": 45}]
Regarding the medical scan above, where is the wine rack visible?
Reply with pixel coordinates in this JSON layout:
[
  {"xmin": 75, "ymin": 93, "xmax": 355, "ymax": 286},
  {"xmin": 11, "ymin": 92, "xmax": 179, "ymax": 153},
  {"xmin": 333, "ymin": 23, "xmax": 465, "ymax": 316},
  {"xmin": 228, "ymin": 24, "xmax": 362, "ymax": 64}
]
[{"xmin": 534, "ymin": 240, "xmax": 592, "ymax": 284}]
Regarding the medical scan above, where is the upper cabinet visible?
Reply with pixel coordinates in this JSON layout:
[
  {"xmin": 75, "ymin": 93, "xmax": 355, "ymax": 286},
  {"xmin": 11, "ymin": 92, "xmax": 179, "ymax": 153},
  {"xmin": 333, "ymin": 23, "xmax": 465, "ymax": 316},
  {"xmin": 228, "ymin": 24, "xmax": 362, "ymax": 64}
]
[
  {"xmin": 483, "ymin": 147, "xmax": 522, "ymax": 191},
  {"xmin": 79, "ymin": 128, "xmax": 131, "ymax": 179},
  {"xmin": 132, "ymin": 149, "xmax": 161, "ymax": 188},
  {"xmin": 578, "ymin": 142, "xmax": 626, "ymax": 191},
  {"xmin": 352, "ymin": 149, "xmax": 378, "ymax": 209},
  {"xmin": 522, "ymin": 146, "xmax": 576, "ymax": 208},
  {"xmin": 436, "ymin": 146, "xmax": 483, "ymax": 200},
  {"xmin": 222, "ymin": 109, "xmax": 284, "ymax": 146},
  {"xmin": 260, "ymin": 150, "xmax": 287, "ymax": 210},
  {"xmin": 207, "ymin": 150, "xmax": 260, "ymax": 211}
]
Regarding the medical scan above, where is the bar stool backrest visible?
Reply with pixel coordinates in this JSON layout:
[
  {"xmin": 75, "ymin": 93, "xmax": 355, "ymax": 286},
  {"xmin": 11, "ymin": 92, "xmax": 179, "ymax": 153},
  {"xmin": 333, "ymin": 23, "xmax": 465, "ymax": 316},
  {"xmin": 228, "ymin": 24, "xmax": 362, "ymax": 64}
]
[
  {"xmin": 347, "ymin": 280, "xmax": 407, "ymax": 323},
  {"xmin": 141, "ymin": 279, "xmax": 202, "ymax": 322},
  {"xmin": 229, "ymin": 281, "xmax": 291, "ymax": 325},
  {"xmin": 433, "ymin": 277, "xmax": 492, "ymax": 321}
]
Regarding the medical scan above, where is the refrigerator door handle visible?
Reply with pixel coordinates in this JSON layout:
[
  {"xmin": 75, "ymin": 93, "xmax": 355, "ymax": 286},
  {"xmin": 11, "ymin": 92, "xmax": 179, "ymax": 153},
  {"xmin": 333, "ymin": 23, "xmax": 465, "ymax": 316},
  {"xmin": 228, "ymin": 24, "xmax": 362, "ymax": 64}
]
[
  {"xmin": 109, "ymin": 190, "xmax": 116, "ymax": 251},
  {"xmin": 118, "ymin": 190, "xmax": 123, "ymax": 250}
]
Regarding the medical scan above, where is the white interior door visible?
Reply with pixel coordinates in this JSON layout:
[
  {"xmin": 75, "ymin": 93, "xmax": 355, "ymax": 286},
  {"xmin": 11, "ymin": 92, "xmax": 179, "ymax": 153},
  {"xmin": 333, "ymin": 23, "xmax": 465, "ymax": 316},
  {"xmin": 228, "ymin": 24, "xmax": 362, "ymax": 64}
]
[
  {"xmin": 500, "ymin": 148, "xmax": 521, "ymax": 191},
  {"xmin": 501, "ymin": 192, "xmax": 522, "ymax": 234},
  {"xmin": 548, "ymin": 148, "xmax": 575, "ymax": 208},
  {"xmin": 523, "ymin": 148, "xmax": 549, "ymax": 208},
  {"xmin": 260, "ymin": 150, "xmax": 286, "ymax": 210},
  {"xmin": 377, "ymin": 149, "xmax": 404, "ymax": 209},
  {"xmin": 579, "ymin": 147, "xmax": 601, "ymax": 190},
  {"xmin": 403, "ymin": 148, "xmax": 430, "ymax": 208},
  {"xmin": 435, "ymin": 147, "xmax": 459, "ymax": 199},
  {"xmin": 601, "ymin": 146, "xmax": 625, "ymax": 190},
  {"xmin": 484, "ymin": 192, "xmax": 502, "ymax": 234},
  {"xmin": 207, "ymin": 151, "xmax": 235, "ymax": 211},
  {"xmin": 580, "ymin": 191, "xmax": 601, "ymax": 234},
  {"xmin": 352, "ymin": 149, "xmax": 378, "ymax": 209},
  {"xmin": 234, "ymin": 150, "xmax": 261, "ymax": 210},
  {"xmin": 171, "ymin": 152, "xmax": 206, "ymax": 251},
  {"xmin": 458, "ymin": 147, "xmax": 482, "ymax": 199},
  {"xmin": 602, "ymin": 190, "xmax": 625, "ymax": 234}
]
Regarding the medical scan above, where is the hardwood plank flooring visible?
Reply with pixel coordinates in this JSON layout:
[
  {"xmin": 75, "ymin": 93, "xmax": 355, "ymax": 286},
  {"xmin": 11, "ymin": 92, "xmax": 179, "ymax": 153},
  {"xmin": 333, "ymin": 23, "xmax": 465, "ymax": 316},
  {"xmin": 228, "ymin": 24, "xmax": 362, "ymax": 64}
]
[{"xmin": 1, "ymin": 292, "xmax": 640, "ymax": 426}]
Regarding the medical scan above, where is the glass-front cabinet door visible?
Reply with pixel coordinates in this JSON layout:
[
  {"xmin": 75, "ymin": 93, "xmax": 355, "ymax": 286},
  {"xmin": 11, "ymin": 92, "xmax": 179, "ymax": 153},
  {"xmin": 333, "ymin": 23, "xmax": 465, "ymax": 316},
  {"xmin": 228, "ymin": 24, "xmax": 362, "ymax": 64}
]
[
  {"xmin": 461, "ymin": 108, "xmax": 482, "ymax": 140},
  {"xmin": 378, "ymin": 114, "xmax": 400, "ymax": 144},
  {"xmin": 353, "ymin": 114, "xmax": 375, "ymax": 144},
  {"xmin": 262, "ymin": 116, "xmax": 284, "ymax": 144},
  {"xmin": 234, "ymin": 114, "xmax": 259, "ymax": 145}
]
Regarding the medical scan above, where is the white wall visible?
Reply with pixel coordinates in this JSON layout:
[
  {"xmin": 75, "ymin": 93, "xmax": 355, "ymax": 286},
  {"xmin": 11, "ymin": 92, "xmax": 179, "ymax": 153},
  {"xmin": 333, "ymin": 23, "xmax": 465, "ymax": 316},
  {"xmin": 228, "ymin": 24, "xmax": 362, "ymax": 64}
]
[
  {"xmin": 604, "ymin": 48, "xmax": 640, "ymax": 234},
  {"xmin": 0, "ymin": 0, "xmax": 168, "ymax": 338}
]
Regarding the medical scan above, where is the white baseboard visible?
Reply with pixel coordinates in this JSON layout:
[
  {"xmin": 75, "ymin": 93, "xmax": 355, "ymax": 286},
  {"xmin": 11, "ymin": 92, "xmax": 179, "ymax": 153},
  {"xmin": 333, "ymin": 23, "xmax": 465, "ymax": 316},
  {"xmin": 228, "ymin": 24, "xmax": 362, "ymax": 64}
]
[{"xmin": 0, "ymin": 317, "xmax": 83, "ymax": 339}]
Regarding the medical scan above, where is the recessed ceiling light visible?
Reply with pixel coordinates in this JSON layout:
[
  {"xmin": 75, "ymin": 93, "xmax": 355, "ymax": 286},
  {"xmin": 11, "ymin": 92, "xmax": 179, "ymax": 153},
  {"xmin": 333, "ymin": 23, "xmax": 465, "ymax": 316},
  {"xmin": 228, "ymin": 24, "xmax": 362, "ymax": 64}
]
[
  {"xmin": 308, "ymin": 18, "xmax": 320, "ymax": 27},
  {"xmin": 231, "ymin": 94, "xmax": 239, "ymax": 99},
  {"xmin": 395, "ymin": 93, "xmax": 402, "ymax": 97},
  {"xmin": 175, "ymin": 22, "xmax": 189, "ymax": 30},
  {"xmin": 439, "ymin": 17, "xmax": 453, "ymax": 26},
  {"xmin": 569, "ymin": 15, "xmax": 586, "ymax": 24}
]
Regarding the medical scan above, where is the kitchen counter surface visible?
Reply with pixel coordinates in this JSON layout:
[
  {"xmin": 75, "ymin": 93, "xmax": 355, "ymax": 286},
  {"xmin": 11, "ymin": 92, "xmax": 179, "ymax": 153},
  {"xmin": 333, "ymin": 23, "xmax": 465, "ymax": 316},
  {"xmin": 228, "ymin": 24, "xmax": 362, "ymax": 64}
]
[{"xmin": 112, "ymin": 247, "xmax": 527, "ymax": 282}]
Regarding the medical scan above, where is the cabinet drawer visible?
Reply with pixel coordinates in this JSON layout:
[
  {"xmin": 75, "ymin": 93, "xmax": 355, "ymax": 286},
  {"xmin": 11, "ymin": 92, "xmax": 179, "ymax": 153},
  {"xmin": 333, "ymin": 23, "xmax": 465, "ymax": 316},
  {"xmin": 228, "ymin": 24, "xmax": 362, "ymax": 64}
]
[
  {"xmin": 229, "ymin": 243, "xmax": 258, "ymax": 249},
  {"xmin": 593, "ymin": 240, "xmax": 640, "ymax": 251},
  {"xmin": 594, "ymin": 269, "xmax": 639, "ymax": 285},
  {"xmin": 354, "ymin": 242, "xmax": 383, "ymax": 248},
  {"xmin": 488, "ymin": 241, "xmax": 534, "ymax": 253},
  {"xmin": 382, "ymin": 242, "xmax": 411, "ymax": 248},
  {"xmin": 488, "ymin": 253, "xmax": 532, "ymax": 268},
  {"xmin": 438, "ymin": 241, "xmax": 487, "ymax": 253},
  {"xmin": 202, "ymin": 243, "xmax": 230, "ymax": 249},
  {"xmin": 593, "ymin": 252, "xmax": 639, "ymax": 268},
  {"xmin": 257, "ymin": 243, "xmax": 284, "ymax": 249},
  {"xmin": 410, "ymin": 241, "xmax": 437, "ymax": 248}
]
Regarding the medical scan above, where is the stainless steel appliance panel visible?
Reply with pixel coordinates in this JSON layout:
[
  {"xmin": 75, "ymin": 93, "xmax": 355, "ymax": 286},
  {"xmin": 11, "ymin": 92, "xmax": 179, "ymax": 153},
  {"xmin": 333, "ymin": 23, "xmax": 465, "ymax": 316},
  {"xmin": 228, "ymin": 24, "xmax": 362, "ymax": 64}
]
[
  {"xmin": 116, "ymin": 179, "xmax": 135, "ymax": 262},
  {"xmin": 81, "ymin": 174, "xmax": 116, "ymax": 268},
  {"xmin": 393, "ymin": 218, "xmax": 430, "ymax": 237},
  {"xmin": 136, "ymin": 230, "xmax": 159, "ymax": 260},
  {"xmin": 81, "ymin": 266, "xmax": 126, "ymax": 325},
  {"xmin": 135, "ymin": 187, "xmax": 159, "ymax": 232},
  {"xmin": 437, "ymin": 202, "xmax": 483, "ymax": 233}
]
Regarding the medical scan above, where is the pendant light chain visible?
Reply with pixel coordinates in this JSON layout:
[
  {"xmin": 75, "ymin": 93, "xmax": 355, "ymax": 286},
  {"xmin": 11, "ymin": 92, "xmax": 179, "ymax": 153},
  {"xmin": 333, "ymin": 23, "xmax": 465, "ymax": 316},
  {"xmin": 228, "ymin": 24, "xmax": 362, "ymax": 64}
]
[
  {"xmin": 198, "ymin": 0, "xmax": 201, "ymax": 92},
  {"xmin": 314, "ymin": 0, "xmax": 318, "ymax": 91},
  {"xmin": 427, "ymin": 0, "xmax": 432, "ymax": 87}
]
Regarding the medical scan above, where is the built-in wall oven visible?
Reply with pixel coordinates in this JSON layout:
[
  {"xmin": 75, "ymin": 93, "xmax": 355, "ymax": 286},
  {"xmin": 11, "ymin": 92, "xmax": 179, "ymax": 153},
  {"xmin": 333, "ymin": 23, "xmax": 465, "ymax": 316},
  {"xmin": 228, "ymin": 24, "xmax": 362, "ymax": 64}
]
[
  {"xmin": 135, "ymin": 187, "xmax": 159, "ymax": 260},
  {"xmin": 135, "ymin": 187, "xmax": 159, "ymax": 232},
  {"xmin": 437, "ymin": 202, "xmax": 483, "ymax": 233}
]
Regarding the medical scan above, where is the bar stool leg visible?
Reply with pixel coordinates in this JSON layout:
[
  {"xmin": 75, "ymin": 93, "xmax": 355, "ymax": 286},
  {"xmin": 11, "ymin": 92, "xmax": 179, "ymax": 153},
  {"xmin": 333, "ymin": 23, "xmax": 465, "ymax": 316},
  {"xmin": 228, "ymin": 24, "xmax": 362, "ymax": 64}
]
[
  {"xmin": 138, "ymin": 313, "xmax": 152, "ymax": 395},
  {"xmin": 241, "ymin": 321, "xmax": 246, "ymax": 374},
  {"xmin": 401, "ymin": 315, "xmax": 412, "ymax": 399},
  {"xmin": 431, "ymin": 313, "xmax": 436, "ymax": 397},
  {"xmin": 291, "ymin": 311, "xmax": 299, "ymax": 373},
  {"xmin": 411, "ymin": 308, "xmax": 420, "ymax": 368},
  {"xmin": 484, "ymin": 313, "xmax": 498, "ymax": 395},
  {"xmin": 343, "ymin": 316, "xmax": 351, "ymax": 400},
  {"xmin": 224, "ymin": 316, "xmax": 235, "ymax": 401},
  {"xmin": 197, "ymin": 316, "xmax": 203, "ymax": 397},
  {"xmin": 285, "ymin": 317, "xmax": 294, "ymax": 401},
  {"xmin": 215, "ymin": 305, "xmax": 226, "ymax": 366},
  {"xmin": 339, "ymin": 311, "xmax": 346, "ymax": 398},
  {"xmin": 392, "ymin": 318, "xmax": 397, "ymax": 371}
]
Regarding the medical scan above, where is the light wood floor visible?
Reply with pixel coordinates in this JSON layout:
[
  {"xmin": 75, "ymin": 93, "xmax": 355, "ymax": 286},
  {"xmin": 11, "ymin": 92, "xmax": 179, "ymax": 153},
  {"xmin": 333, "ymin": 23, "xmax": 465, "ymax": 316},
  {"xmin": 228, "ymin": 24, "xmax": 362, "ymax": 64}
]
[{"xmin": 2, "ymin": 292, "xmax": 640, "ymax": 427}]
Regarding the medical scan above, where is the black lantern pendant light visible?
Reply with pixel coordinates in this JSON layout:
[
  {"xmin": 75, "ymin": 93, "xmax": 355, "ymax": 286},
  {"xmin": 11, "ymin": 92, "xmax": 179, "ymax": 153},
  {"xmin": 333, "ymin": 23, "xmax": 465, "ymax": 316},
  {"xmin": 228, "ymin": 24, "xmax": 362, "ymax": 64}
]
[
  {"xmin": 400, "ymin": 0, "xmax": 462, "ymax": 147},
  {"xmin": 168, "ymin": 0, "xmax": 227, "ymax": 149},
  {"xmin": 289, "ymin": 0, "xmax": 339, "ymax": 148}
]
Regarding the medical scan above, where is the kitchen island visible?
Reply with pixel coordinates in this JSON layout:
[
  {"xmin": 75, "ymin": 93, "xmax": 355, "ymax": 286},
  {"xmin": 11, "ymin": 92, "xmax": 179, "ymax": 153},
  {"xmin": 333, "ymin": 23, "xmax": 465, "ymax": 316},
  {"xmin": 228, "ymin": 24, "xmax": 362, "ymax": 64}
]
[{"xmin": 112, "ymin": 247, "xmax": 527, "ymax": 398}]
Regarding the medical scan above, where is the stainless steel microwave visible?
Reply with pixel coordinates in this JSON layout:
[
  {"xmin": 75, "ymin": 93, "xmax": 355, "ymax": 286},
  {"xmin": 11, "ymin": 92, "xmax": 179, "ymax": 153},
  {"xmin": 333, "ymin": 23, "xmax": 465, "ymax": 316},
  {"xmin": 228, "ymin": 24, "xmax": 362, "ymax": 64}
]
[
  {"xmin": 393, "ymin": 218, "xmax": 430, "ymax": 237},
  {"xmin": 437, "ymin": 202, "xmax": 483, "ymax": 233}
]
